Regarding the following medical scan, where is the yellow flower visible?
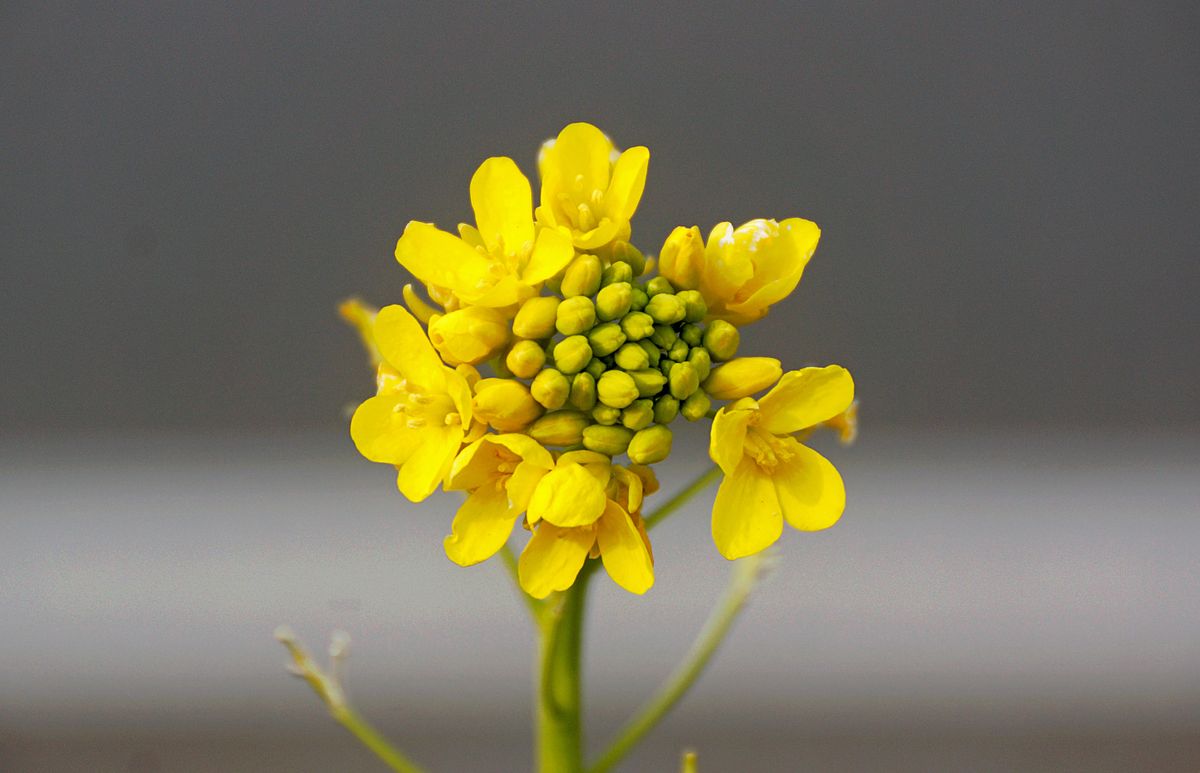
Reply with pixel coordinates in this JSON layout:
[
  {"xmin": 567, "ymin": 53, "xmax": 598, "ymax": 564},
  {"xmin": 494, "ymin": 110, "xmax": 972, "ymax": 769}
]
[
  {"xmin": 536, "ymin": 122, "xmax": 649, "ymax": 251},
  {"xmin": 443, "ymin": 434, "xmax": 555, "ymax": 566},
  {"xmin": 659, "ymin": 218, "xmax": 820, "ymax": 326},
  {"xmin": 350, "ymin": 305, "xmax": 476, "ymax": 502},
  {"xmin": 395, "ymin": 157, "xmax": 574, "ymax": 309},
  {"xmin": 708, "ymin": 365, "xmax": 854, "ymax": 559},
  {"xmin": 518, "ymin": 458, "xmax": 654, "ymax": 598},
  {"xmin": 427, "ymin": 306, "xmax": 510, "ymax": 365}
]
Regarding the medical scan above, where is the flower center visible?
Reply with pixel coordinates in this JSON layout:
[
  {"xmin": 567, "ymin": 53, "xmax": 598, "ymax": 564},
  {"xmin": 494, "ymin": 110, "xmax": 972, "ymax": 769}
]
[
  {"xmin": 404, "ymin": 391, "xmax": 457, "ymax": 429},
  {"xmin": 743, "ymin": 428, "xmax": 796, "ymax": 472}
]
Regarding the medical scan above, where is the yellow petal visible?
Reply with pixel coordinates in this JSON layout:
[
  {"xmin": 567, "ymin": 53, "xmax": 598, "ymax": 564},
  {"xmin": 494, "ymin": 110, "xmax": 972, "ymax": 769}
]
[
  {"xmin": 518, "ymin": 522, "xmax": 594, "ymax": 599},
  {"xmin": 596, "ymin": 500, "xmax": 654, "ymax": 594},
  {"xmin": 444, "ymin": 484, "xmax": 519, "ymax": 566},
  {"xmin": 702, "ymin": 357, "xmax": 783, "ymax": 400},
  {"xmin": 711, "ymin": 457, "xmax": 782, "ymax": 559},
  {"xmin": 521, "ymin": 226, "xmax": 575, "ymax": 284},
  {"xmin": 470, "ymin": 157, "xmax": 535, "ymax": 257},
  {"xmin": 758, "ymin": 366, "xmax": 855, "ymax": 435},
  {"xmin": 395, "ymin": 221, "xmax": 492, "ymax": 301},
  {"xmin": 373, "ymin": 304, "xmax": 446, "ymax": 392},
  {"xmin": 350, "ymin": 394, "xmax": 422, "ymax": 464},
  {"xmin": 570, "ymin": 218, "xmax": 621, "ymax": 251},
  {"xmin": 603, "ymin": 145, "xmax": 649, "ymax": 222},
  {"xmin": 724, "ymin": 218, "xmax": 819, "ymax": 317},
  {"xmin": 543, "ymin": 123, "xmax": 613, "ymax": 204},
  {"xmin": 701, "ymin": 222, "xmax": 754, "ymax": 302},
  {"xmin": 612, "ymin": 466, "xmax": 644, "ymax": 513},
  {"xmin": 446, "ymin": 437, "xmax": 502, "ymax": 492},
  {"xmin": 396, "ymin": 425, "xmax": 462, "ymax": 502},
  {"xmin": 773, "ymin": 440, "xmax": 846, "ymax": 531},
  {"xmin": 527, "ymin": 462, "xmax": 607, "ymax": 527},
  {"xmin": 708, "ymin": 401, "xmax": 756, "ymax": 475},
  {"xmin": 445, "ymin": 369, "xmax": 474, "ymax": 427}
]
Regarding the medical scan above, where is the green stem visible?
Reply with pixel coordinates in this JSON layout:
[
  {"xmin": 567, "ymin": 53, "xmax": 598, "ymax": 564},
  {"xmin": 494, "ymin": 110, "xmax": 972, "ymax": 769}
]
[
  {"xmin": 643, "ymin": 465, "xmax": 721, "ymax": 531},
  {"xmin": 331, "ymin": 704, "xmax": 426, "ymax": 773},
  {"xmin": 536, "ymin": 565, "xmax": 594, "ymax": 773},
  {"xmin": 586, "ymin": 553, "xmax": 768, "ymax": 773}
]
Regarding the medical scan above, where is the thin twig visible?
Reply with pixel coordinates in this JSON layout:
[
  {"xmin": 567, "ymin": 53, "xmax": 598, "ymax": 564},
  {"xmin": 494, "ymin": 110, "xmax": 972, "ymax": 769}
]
[{"xmin": 643, "ymin": 466, "xmax": 721, "ymax": 531}]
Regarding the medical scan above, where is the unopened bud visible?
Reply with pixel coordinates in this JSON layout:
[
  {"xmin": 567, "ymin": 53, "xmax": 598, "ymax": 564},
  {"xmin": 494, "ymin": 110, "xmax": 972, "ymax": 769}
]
[
  {"xmin": 669, "ymin": 361, "xmax": 700, "ymax": 400},
  {"xmin": 472, "ymin": 379, "xmax": 543, "ymax": 431},
  {"xmin": 702, "ymin": 319, "xmax": 740, "ymax": 361},
  {"xmin": 680, "ymin": 390, "xmax": 711, "ymax": 421},
  {"xmin": 601, "ymin": 262, "xmax": 634, "ymax": 287},
  {"xmin": 620, "ymin": 312, "xmax": 655, "ymax": 341},
  {"xmin": 560, "ymin": 253, "xmax": 602, "ymax": 297},
  {"xmin": 568, "ymin": 372, "xmax": 597, "ymax": 412},
  {"xmin": 556, "ymin": 296, "xmax": 596, "ymax": 336},
  {"xmin": 653, "ymin": 395, "xmax": 680, "ymax": 424},
  {"xmin": 676, "ymin": 290, "xmax": 707, "ymax": 323},
  {"xmin": 553, "ymin": 335, "xmax": 593, "ymax": 374},
  {"xmin": 636, "ymin": 339, "xmax": 661, "ymax": 367},
  {"xmin": 645, "ymin": 276, "xmax": 675, "ymax": 297},
  {"xmin": 679, "ymin": 323, "xmax": 704, "ymax": 347},
  {"xmin": 597, "ymin": 370, "xmax": 639, "ymax": 408},
  {"xmin": 614, "ymin": 342, "xmax": 650, "ymax": 371},
  {"xmin": 506, "ymin": 339, "xmax": 546, "ymax": 379},
  {"xmin": 428, "ymin": 307, "xmax": 509, "ymax": 365},
  {"xmin": 621, "ymin": 399, "xmax": 655, "ymax": 431},
  {"xmin": 645, "ymin": 293, "xmax": 686, "ymax": 325},
  {"xmin": 629, "ymin": 287, "xmax": 649, "ymax": 311},
  {"xmin": 528, "ymin": 411, "xmax": 589, "ymax": 447},
  {"xmin": 595, "ymin": 282, "xmax": 633, "ymax": 321},
  {"xmin": 611, "ymin": 241, "xmax": 646, "ymax": 276},
  {"xmin": 649, "ymin": 325, "xmax": 677, "ymax": 349},
  {"xmin": 686, "ymin": 347, "xmax": 712, "ymax": 382},
  {"xmin": 657, "ymin": 226, "xmax": 704, "ymax": 290},
  {"xmin": 667, "ymin": 339, "xmax": 690, "ymax": 362},
  {"xmin": 513, "ymin": 296, "xmax": 561, "ymax": 340},
  {"xmin": 629, "ymin": 368, "xmax": 667, "ymax": 398},
  {"xmin": 592, "ymin": 404, "xmax": 622, "ymax": 425},
  {"xmin": 627, "ymin": 425, "xmax": 673, "ymax": 464},
  {"xmin": 582, "ymin": 424, "xmax": 634, "ymax": 456},
  {"xmin": 585, "ymin": 358, "xmax": 607, "ymax": 379},
  {"xmin": 586, "ymin": 321, "xmax": 626, "ymax": 357},
  {"xmin": 703, "ymin": 357, "xmax": 782, "ymax": 400},
  {"xmin": 531, "ymin": 368, "xmax": 570, "ymax": 409}
]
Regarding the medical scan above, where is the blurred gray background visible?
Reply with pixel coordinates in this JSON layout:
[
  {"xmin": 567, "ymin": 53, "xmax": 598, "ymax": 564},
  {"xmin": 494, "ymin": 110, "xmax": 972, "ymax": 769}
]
[{"xmin": 2, "ymin": 2, "xmax": 1198, "ymax": 771}]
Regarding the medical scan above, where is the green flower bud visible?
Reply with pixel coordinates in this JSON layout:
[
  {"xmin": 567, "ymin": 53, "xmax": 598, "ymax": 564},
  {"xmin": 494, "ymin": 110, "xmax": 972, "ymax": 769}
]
[
  {"xmin": 680, "ymin": 390, "xmax": 711, "ymax": 421},
  {"xmin": 591, "ymin": 404, "xmax": 622, "ymax": 425},
  {"xmin": 601, "ymin": 261, "xmax": 634, "ymax": 287},
  {"xmin": 560, "ymin": 253, "xmax": 602, "ymax": 297},
  {"xmin": 597, "ymin": 370, "xmax": 639, "ymax": 408},
  {"xmin": 582, "ymin": 424, "xmax": 634, "ymax": 456},
  {"xmin": 505, "ymin": 339, "xmax": 546, "ymax": 379},
  {"xmin": 587, "ymin": 321, "xmax": 626, "ymax": 357},
  {"xmin": 611, "ymin": 241, "xmax": 646, "ymax": 276},
  {"xmin": 556, "ymin": 296, "xmax": 596, "ymax": 336},
  {"xmin": 513, "ymin": 296, "xmax": 561, "ymax": 340},
  {"xmin": 636, "ymin": 339, "xmax": 661, "ymax": 367},
  {"xmin": 686, "ymin": 347, "xmax": 712, "ymax": 382},
  {"xmin": 669, "ymin": 361, "xmax": 700, "ymax": 400},
  {"xmin": 676, "ymin": 290, "xmax": 708, "ymax": 323},
  {"xmin": 620, "ymin": 311, "xmax": 655, "ymax": 341},
  {"xmin": 585, "ymin": 358, "xmax": 607, "ymax": 379},
  {"xmin": 614, "ymin": 342, "xmax": 650, "ymax": 371},
  {"xmin": 667, "ymin": 339, "xmax": 690, "ymax": 362},
  {"xmin": 528, "ymin": 410, "xmax": 589, "ymax": 447},
  {"xmin": 629, "ymin": 368, "xmax": 667, "ymax": 398},
  {"xmin": 703, "ymin": 319, "xmax": 740, "ymax": 361},
  {"xmin": 645, "ymin": 293, "xmax": 686, "ymax": 325},
  {"xmin": 621, "ymin": 399, "xmax": 655, "ymax": 431},
  {"xmin": 680, "ymin": 323, "xmax": 704, "ymax": 347},
  {"xmin": 645, "ymin": 276, "xmax": 675, "ymax": 297},
  {"xmin": 595, "ymin": 282, "xmax": 633, "ymax": 322},
  {"xmin": 627, "ymin": 425, "xmax": 673, "ymax": 464},
  {"xmin": 659, "ymin": 360, "xmax": 675, "ymax": 377},
  {"xmin": 629, "ymin": 287, "xmax": 649, "ymax": 310},
  {"xmin": 649, "ymin": 324, "xmax": 677, "ymax": 349},
  {"xmin": 653, "ymin": 395, "xmax": 680, "ymax": 424},
  {"xmin": 553, "ymin": 335, "xmax": 592, "ymax": 374},
  {"xmin": 531, "ymin": 368, "xmax": 570, "ymax": 410},
  {"xmin": 568, "ymin": 372, "xmax": 597, "ymax": 411}
]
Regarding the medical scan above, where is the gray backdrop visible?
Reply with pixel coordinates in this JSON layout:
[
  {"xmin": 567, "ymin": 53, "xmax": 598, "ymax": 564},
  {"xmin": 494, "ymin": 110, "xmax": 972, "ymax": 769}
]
[{"xmin": 3, "ymin": 2, "xmax": 1197, "ymax": 431}]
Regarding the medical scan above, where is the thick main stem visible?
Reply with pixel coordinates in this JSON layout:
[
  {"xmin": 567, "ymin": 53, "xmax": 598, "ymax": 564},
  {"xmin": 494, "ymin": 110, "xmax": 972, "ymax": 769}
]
[{"xmin": 536, "ymin": 567, "xmax": 592, "ymax": 773}]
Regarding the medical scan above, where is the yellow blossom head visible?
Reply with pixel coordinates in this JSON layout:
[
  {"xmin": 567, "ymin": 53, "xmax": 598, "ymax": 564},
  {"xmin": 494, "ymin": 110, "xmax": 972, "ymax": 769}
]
[{"xmin": 536, "ymin": 122, "xmax": 649, "ymax": 251}]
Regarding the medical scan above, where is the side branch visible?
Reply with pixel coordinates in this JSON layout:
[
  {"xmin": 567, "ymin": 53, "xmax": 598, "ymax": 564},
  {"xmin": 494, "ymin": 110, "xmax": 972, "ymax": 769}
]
[
  {"xmin": 586, "ymin": 552, "xmax": 773, "ymax": 773},
  {"xmin": 643, "ymin": 465, "xmax": 721, "ymax": 531},
  {"xmin": 275, "ymin": 626, "xmax": 426, "ymax": 773}
]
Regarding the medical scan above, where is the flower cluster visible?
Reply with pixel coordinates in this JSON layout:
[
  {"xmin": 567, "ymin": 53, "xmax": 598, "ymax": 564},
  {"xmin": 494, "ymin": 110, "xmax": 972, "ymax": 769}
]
[{"xmin": 345, "ymin": 123, "xmax": 855, "ymax": 598}]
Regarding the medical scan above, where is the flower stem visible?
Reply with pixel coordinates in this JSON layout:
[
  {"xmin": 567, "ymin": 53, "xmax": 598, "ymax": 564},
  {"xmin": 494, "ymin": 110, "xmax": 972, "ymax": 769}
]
[
  {"xmin": 275, "ymin": 627, "xmax": 425, "ymax": 773},
  {"xmin": 643, "ymin": 465, "xmax": 721, "ymax": 531},
  {"xmin": 586, "ymin": 553, "xmax": 770, "ymax": 773},
  {"xmin": 536, "ymin": 564, "xmax": 594, "ymax": 773}
]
